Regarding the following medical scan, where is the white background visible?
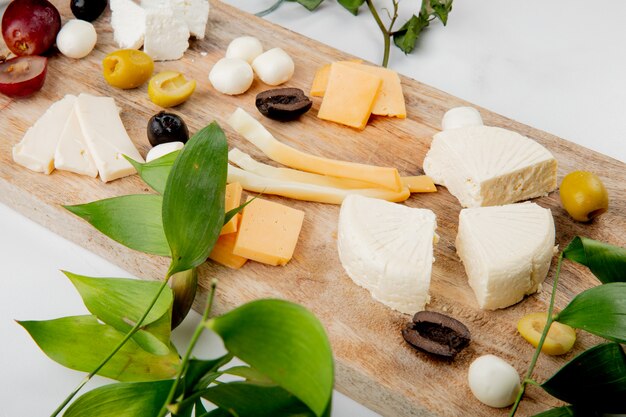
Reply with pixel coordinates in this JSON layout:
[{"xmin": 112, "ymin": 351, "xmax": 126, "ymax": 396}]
[{"xmin": 2, "ymin": 1, "xmax": 625, "ymax": 416}]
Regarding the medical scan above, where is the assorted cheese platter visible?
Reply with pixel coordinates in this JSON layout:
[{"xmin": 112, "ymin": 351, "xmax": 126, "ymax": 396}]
[{"xmin": 1, "ymin": 1, "xmax": 625, "ymax": 416}]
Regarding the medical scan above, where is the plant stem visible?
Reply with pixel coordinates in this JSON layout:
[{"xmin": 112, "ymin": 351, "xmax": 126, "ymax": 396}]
[
  {"xmin": 158, "ymin": 279, "xmax": 218, "ymax": 417},
  {"xmin": 255, "ymin": 0, "xmax": 285, "ymax": 17},
  {"xmin": 50, "ymin": 278, "xmax": 172, "ymax": 417},
  {"xmin": 366, "ymin": 0, "xmax": 392, "ymax": 67},
  {"xmin": 509, "ymin": 253, "xmax": 564, "ymax": 417}
]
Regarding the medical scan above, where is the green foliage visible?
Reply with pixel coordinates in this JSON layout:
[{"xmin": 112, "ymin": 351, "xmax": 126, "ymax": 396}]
[
  {"xmin": 541, "ymin": 343, "xmax": 626, "ymax": 413},
  {"xmin": 65, "ymin": 194, "xmax": 169, "ymax": 257},
  {"xmin": 207, "ymin": 299, "xmax": 334, "ymax": 417},
  {"xmin": 290, "ymin": 0, "xmax": 325, "ymax": 11},
  {"xmin": 125, "ymin": 151, "xmax": 180, "ymax": 194},
  {"xmin": 563, "ymin": 236, "xmax": 626, "ymax": 284},
  {"xmin": 337, "ymin": 0, "xmax": 364, "ymax": 15},
  {"xmin": 162, "ymin": 122, "xmax": 228, "ymax": 276},
  {"xmin": 393, "ymin": 14, "xmax": 429, "ymax": 54},
  {"xmin": 63, "ymin": 380, "xmax": 174, "ymax": 417}
]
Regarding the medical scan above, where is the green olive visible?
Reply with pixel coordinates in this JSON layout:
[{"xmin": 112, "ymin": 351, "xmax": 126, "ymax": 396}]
[{"xmin": 559, "ymin": 171, "xmax": 609, "ymax": 222}]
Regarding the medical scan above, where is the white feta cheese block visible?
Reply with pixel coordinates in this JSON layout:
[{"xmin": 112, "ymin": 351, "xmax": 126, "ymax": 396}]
[
  {"xmin": 442, "ymin": 106, "xmax": 483, "ymax": 131},
  {"xmin": 54, "ymin": 107, "xmax": 98, "ymax": 177},
  {"xmin": 75, "ymin": 94, "xmax": 144, "ymax": 182},
  {"xmin": 423, "ymin": 125, "xmax": 557, "ymax": 207},
  {"xmin": 110, "ymin": 0, "xmax": 146, "ymax": 49},
  {"xmin": 12, "ymin": 95, "xmax": 76, "ymax": 174},
  {"xmin": 143, "ymin": 7, "xmax": 189, "ymax": 61},
  {"xmin": 456, "ymin": 202, "xmax": 555, "ymax": 310},
  {"xmin": 170, "ymin": 0, "xmax": 209, "ymax": 39},
  {"xmin": 337, "ymin": 194, "xmax": 438, "ymax": 314}
]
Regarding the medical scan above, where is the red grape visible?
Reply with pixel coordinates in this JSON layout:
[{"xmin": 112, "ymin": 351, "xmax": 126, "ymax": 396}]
[
  {"xmin": 0, "ymin": 56, "xmax": 47, "ymax": 97},
  {"xmin": 2, "ymin": 0, "xmax": 61, "ymax": 56}
]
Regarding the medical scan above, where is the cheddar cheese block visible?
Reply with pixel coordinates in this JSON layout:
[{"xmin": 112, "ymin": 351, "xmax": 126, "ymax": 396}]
[
  {"xmin": 317, "ymin": 62, "xmax": 382, "ymax": 130},
  {"xmin": 310, "ymin": 59, "xmax": 362, "ymax": 97},
  {"xmin": 220, "ymin": 182, "xmax": 243, "ymax": 235},
  {"xmin": 209, "ymin": 233, "xmax": 248, "ymax": 269}
]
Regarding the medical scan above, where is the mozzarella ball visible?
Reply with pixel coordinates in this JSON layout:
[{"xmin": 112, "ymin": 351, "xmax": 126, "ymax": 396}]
[
  {"xmin": 441, "ymin": 106, "xmax": 483, "ymax": 131},
  {"xmin": 56, "ymin": 19, "xmax": 97, "ymax": 59},
  {"xmin": 209, "ymin": 58, "xmax": 254, "ymax": 95},
  {"xmin": 251, "ymin": 47, "xmax": 294, "ymax": 86},
  {"xmin": 225, "ymin": 36, "xmax": 263, "ymax": 64},
  {"xmin": 468, "ymin": 355, "xmax": 521, "ymax": 408},
  {"xmin": 146, "ymin": 141, "xmax": 184, "ymax": 163}
]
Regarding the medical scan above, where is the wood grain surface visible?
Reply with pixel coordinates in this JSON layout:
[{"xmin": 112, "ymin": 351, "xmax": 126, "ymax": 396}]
[{"xmin": 1, "ymin": 2, "xmax": 624, "ymax": 416}]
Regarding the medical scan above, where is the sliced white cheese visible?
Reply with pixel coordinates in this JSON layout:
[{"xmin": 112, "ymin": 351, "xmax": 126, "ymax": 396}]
[
  {"xmin": 75, "ymin": 94, "xmax": 144, "ymax": 182},
  {"xmin": 143, "ymin": 7, "xmax": 189, "ymax": 61},
  {"xmin": 110, "ymin": 0, "xmax": 146, "ymax": 49},
  {"xmin": 442, "ymin": 106, "xmax": 483, "ymax": 131},
  {"xmin": 423, "ymin": 125, "xmax": 557, "ymax": 207},
  {"xmin": 12, "ymin": 95, "xmax": 76, "ymax": 174},
  {"xmin": 337, "ymin": 195, "xmax": 437, "ymax": 314},
  {"xmin": 456, "ymin": 202, "xmax": 555, "ymax": 310},
  {"xmin": 54, "ymin": 107, "xmax": 98, "ymax": 177},
  {"xmin": 170, "ymin": 0, "xmax": 209, "ymax": 39}
]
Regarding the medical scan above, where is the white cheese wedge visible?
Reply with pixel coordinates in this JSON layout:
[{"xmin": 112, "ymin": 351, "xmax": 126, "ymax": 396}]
[
  {"xmin": 337, "ymin": 195, "xmax": 438, "ymax": 314},
  {"xmin": 170, "ymin": 0, "xmax": 209, "ymax": 39},
  {"xmin": 423, "ymin": 125, "xmax": 557, "ymax": 207},
  {"xmin": 456, "ymin": 202, "xmax": 555, "ymax": 310},
  {"xmin": 54, "ymin": 107, "xmax": 98, "ymax": 177},
  {"xmin": 75, "ymin": 94, "xmax": 144, "ymax": 182},
  {"xmin": 143, "ymin": 7, "xmax": 189, "ymax": 61},
  {"xmin": 110, "ymin": 0, "xmax": 146, "ymax": 49},
  {"xmin": 12, "ymin": 95, "xmax": 76, "ymax": 174}
]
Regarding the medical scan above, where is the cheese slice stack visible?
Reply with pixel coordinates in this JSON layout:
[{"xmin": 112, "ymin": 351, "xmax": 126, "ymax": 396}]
[
  {"xmin": 423, "ymin": 125, "xmax": 557, "ymax": 207},
  {"xmin": 456, "ymin": 202, "xmax": 555, "ymax": 310},
  {"xmin": 338, "ymin": 195, "xmax": 437, "ymax": 314}
]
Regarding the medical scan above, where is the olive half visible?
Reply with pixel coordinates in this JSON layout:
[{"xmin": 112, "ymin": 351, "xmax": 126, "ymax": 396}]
[
  {"xmin": 255, "ymin": 88, "xmax": 312, "ymax": 121},
  {"xmin": 147, "ymin": 111, "xmax": 189, "ymax": 147},
  {"xmin": 402, "ymin": 311, "xmax": 471, "ymax": 359}
]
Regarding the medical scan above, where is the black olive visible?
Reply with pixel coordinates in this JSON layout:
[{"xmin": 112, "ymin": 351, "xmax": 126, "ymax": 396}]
[
  {"xmin": 70, "ymin": 0, "xmax": 108, "ymax": 22},
  {"xmin": 402, "ymin": 311, "xmax": 471, "ymax": 359},
  {"xmin": 255, "ymin": 88, "xmax": 312, "ymax": 121},
  {"xmin": 147, "ymin": 111, "xmax": 189, "ymax": 147}
]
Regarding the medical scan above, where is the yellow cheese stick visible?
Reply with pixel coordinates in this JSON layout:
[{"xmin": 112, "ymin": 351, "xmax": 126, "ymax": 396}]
[
  {"xmin": 229, "ymin": 148, "xmax": 437, "ymax": 194},
  {"xmin": 227, "ymin": 165, "xmax": 410, "ymax": 205},
  {"xmin": 227, "ymin": 108, "xmax": 403, "ymax": 191}
]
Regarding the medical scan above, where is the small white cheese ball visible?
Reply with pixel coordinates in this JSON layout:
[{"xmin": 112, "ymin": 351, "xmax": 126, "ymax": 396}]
[
  {"xmin": 209, "ymin": 58, "xmax": 254, "ymax": 95},
  {"xmin": 225, "ymin": 36, "xmax": 263, "ymax": 64},
  {"xmin": 251, "ymin": 47, "xmax": 295, "ymax": 86},
  {"xmin": 146, "ymin": 142, "xmax": 184, "ymax": 163},
  {"xmin": 56, "ymin": 19, "xmax": 98, "ymax": 59},
  {"xmin": 441, "ymin": 106, "xmax": 484, "ymax": 131},
  {"xmin": 468, "ymin": 355, "xmax": 521, "ymax": 408}
]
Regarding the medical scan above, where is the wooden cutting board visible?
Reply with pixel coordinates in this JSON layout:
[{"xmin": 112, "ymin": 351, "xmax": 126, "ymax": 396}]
[{"xmin": 1, "ymin": 2, "xmax": 624, "ymax": 416}]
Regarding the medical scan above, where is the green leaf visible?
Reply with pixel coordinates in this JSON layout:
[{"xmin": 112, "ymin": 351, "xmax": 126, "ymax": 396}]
[
  {"xmin": 541, "ymin": 343, "xmax": 626, "ymax": 413},
  {"xmin": 430, "ymin": 0, "xmax": 453, "ymax": 25},
  {"xmin": 63, "ymin": 380, "xmax": 173, "ymax": 417},
  {"xmin": 163, "ymin": 122, "xmax": 228, "ymax": 276},
  {"xmin": 125, "ymin": 151, "xmax": 180, "ymax": 194},
  {"xmin": 19, "ymin": 316, "xmax": 179, "ymax": 381},
  {"xmin": 64, "ymin": 272, "xmax": 173, "ymax": 355},
  {"xmin": 223, "ymin": 366, "xmax": 274, "ymax": 385},
  {"xmin": 207, "ymin": 299, "xmax": 333, "ymax": 417},
  {"xmin": 170, "ymin": 268, "xmax": 198, "ymax": 329},
  {"xmin": 202, "ymin": 382, "xmax": 314, "ymax": 417},
  {"xmin": 555, "ymin": 282, "xmax": 626, "ymax": 343},
  {"xmin": 185, "ymin": 354, "xmax": 233, "ymax": 393},
  {"xmin": 393, "ymin": 14, "xmax": 430, "ymax": 54},
  {"xmin": 563, "ymin": 236, "xmax": 626, "ymax": 284},
  {"xmin": 337, "ymin": 0, "xmax": 365, "ymax": 15},
  {"xmin": 532, "ymin": 406, "xmax": 602, "ymax": 417},
  {"xmin": 290, "ymin": 0, "xmax": 324, "ymax": 11},
  {"xmin": 65, "ymin": 194, "xmax": 170, "ymax": 257}
]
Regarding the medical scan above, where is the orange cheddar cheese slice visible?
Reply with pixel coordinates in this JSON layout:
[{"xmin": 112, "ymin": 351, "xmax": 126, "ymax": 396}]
[
  {"xmin": 317, "ymin": 62, "xmax": 382, "ymax": 130},
  {"xmin": 233, "ymin": 197, "xmax": 305, "ymax": 266},
  {"xmin": 310, "ymin": 59, "xmax": 362, "ymax": 97},
  {"xmin": 209, "ymin": 233, "xmax": 248, "ymax": 269},
  {"xmin": 220, "ymin": 182, "xmax": 243, "ymax": 235},
  {"xmin": 343, "ymin": 62, "xmax": 406, "ymax": 118}
]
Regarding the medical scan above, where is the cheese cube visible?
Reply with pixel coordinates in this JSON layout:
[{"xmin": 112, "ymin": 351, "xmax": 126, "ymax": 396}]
[
  {"xmin": 54, "ymin": 107, "xmax": 98, "ymax": 177},
  {"xmin": 221, "ymin": 182, "xmax": 243, "ymax": 235},
  {"xmin": 13, "ymin": 95, "xmax": 77, "ymax": 174},
  {"xmin": 143, "ymin": 7, "xmax": 189, "ymax": 61},
  {"xmin": 209, "ymin": 233, "xmax": 248, "ymax": 269},
  {"xmin": 317, "ymin": 62, "xmax": 382, "ymax": 130},
  {"xmin": 233, "ymin": 197, "xmax": 305, "ymax": 266},
  {"xmin": 110, "ymin": 0, "xmax": 146, "ymax": 49},
  {"xmin": 75, "ymin": 94, "xmax": 144, "ymax": 182},
  {"xmin": 170, "ymin": 0, "xmax": 210, "ymax": 39}
]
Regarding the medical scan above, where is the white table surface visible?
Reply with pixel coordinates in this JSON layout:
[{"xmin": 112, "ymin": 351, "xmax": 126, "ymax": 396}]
[{"xmin": 1, "ymin": 1, "xmax": 625, "ymax": 416}]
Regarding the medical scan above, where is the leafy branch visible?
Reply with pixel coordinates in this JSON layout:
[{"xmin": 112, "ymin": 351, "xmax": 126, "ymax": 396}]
[{"xmin": 256, "ymin": 0, "xmax": 453, "ymax": 67}]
